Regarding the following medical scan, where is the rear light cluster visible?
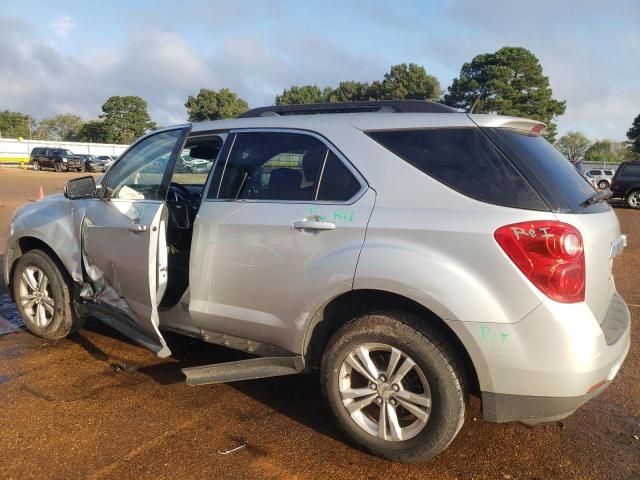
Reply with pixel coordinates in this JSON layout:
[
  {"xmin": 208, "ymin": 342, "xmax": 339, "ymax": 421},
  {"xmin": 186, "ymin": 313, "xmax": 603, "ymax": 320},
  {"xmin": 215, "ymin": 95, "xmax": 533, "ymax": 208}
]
[{"xmin": 494, "ymin": 221, "xmax": 585, "ymax": 303}]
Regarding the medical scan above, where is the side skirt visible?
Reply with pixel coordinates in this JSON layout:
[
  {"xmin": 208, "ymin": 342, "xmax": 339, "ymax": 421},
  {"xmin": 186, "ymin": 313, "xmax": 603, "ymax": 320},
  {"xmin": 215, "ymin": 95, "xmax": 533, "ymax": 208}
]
[{"xmin": 182, "ymin": 355, "xmax": 306, "ymax": 386}]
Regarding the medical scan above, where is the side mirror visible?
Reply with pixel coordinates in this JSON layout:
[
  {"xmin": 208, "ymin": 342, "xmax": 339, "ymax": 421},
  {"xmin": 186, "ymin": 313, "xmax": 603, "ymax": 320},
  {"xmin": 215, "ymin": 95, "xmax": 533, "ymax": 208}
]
[{"xmin": 64, "ymin": 176, "xmax": 97, "ymax": 199}]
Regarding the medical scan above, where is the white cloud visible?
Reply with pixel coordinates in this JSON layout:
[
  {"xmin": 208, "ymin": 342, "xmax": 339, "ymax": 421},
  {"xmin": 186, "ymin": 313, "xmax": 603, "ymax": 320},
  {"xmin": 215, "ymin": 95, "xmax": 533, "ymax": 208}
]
[{"xmin": 49, "ymin": 15, "xmax": 75, "ymax": 39}]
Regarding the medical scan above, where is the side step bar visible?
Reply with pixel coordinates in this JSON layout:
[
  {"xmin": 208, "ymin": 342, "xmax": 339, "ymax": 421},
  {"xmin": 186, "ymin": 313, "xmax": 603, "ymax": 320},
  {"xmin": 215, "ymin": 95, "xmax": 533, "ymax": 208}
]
[{"xmin": 182, "ymin": 356, "xmax": 306, "ymax": 386}]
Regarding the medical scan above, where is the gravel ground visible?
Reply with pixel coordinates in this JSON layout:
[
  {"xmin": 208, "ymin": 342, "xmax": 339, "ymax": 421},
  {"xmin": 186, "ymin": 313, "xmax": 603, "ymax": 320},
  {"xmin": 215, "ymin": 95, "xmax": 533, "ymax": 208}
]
[{"xmin": 0, "ymin": 168, "xmax": 638, "ymax": 479}]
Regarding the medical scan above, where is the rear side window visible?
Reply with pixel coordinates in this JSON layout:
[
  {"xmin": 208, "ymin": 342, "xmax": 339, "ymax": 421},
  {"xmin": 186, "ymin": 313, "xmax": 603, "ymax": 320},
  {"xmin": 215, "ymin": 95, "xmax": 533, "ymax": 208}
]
[
  {"xmin": 619, "ymin": 164, "xmax": 640, "ymax": 177},
  {"xmin": 209, "ymin": 132, "xmax": 362, "ymax": 202},
  {"xmin": 367, "ymin": 128, "xmax": 547, "ymax": 210},
  {"xmin": 485, "ymin": 129, "xmax": 608, "ymax": 214},
  {"xmin": 216, "ymin": 132, "xmax": 324, "ymax": 201}
]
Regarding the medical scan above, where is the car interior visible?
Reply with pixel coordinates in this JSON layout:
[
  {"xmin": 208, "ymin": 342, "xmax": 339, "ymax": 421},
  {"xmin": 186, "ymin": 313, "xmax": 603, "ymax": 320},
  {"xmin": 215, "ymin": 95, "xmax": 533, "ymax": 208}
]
[{"xmin": 160, "ymin": 135, "xmax": 222, "ymax": 308}]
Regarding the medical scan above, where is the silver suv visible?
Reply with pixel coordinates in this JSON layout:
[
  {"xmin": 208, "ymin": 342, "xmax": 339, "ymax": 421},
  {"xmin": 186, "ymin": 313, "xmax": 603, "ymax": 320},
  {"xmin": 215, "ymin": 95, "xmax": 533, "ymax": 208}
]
[{"xmin": 4, "ymin": 101, "xmax": 630, "ymax": 462}]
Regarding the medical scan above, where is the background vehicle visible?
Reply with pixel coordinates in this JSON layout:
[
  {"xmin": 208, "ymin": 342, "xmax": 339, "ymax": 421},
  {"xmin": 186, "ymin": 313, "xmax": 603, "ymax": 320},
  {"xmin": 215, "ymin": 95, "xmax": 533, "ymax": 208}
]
[
  {"xmin": 75, "ymin": 154, "xmax": 110, "ymax": 173},
  {"xmin": 585, "ymin": 168, "xmax": 615, "ymax": 189},
  {"xmin": 610, "ymin": 161, "xmax": 640, "ymax": 209},
  {"xmin": 29, "ymin": 147, "xmax": 84, "ymax": 172},
  {"xmin": 6, "ymin": 101, "xmax": 630, "ymax": 463}
]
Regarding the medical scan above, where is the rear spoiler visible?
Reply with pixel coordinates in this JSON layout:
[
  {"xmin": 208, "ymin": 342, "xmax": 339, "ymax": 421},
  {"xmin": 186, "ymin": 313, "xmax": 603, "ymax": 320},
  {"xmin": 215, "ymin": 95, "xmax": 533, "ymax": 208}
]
[{"xmin": 467, "ymin": 114, "xmax": 546, "ymax": 136}]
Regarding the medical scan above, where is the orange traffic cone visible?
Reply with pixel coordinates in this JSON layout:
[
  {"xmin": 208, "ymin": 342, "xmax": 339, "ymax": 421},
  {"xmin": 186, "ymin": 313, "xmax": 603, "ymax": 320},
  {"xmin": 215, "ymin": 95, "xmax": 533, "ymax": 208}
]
[{"xmin": 38, "ymin": 186, "xmax": 45, "ymax": 200}]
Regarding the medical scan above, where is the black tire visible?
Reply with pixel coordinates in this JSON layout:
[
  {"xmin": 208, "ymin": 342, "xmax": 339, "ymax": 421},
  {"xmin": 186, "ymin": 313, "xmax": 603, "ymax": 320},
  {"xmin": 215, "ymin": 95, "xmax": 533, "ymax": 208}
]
[
  {"xmin": 321, "ymin": 311, "xmax": 466, "ymax": 463},
  {"xmin": 32, "ymin": 161, "xmax": 40, "ymax": 171},
  {"xmin": 12, "ymin": 250, "xmax": 84, "ymax": 339},
  {"xmin": 597, "ymin": 180, "xmax": 609, "ymax": 190},
  {"xmin": 54, "ymin": 162, "xmax": 62, "ymax": 172},
  {"xmin": 626, "ymin": 190, "xmax": 640, "ymax": 209}
]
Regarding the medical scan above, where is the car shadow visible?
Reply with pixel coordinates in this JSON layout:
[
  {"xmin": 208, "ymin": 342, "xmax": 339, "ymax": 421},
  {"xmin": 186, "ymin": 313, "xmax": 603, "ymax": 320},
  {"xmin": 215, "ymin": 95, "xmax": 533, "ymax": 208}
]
[{"xmin": 73, "ymin": 321, "xmax": 345, "ymax": 444}]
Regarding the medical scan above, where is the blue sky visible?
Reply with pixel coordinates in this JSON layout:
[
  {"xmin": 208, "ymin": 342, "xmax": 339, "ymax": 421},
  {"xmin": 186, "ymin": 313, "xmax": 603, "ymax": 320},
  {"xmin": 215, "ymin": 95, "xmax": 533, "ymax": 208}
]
[{"xmin": 1, "ymin": 0, "xmax": 638, "ymax": 140}]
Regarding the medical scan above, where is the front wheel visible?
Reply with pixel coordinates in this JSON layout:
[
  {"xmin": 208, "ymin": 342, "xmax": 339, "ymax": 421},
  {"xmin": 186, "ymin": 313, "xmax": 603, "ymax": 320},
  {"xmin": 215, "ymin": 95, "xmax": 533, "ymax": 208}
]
[
  {"xmin": 12, "ymin": 250, "xmax": 84, "ymax": 339},
  {"xmin": 54, "ymin": 162, "xmax": 62, "ymax": 172},
  {"xmin": 627, "ymin": 190, "xmax": 640, "ymax": 209},
  {"xmin": 32, "ymin": 161, "xmax": 40, "ymax": 171},
  {"xmin": 321, "ymin": 311, "xmax": 466, "ymax": 463}
]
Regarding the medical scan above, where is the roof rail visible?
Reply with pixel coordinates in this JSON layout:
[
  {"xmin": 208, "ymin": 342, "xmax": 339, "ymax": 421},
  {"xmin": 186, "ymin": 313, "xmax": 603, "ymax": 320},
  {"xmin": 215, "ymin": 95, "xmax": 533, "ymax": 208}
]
[{"xmin": 236, "ymin": 100, "xmax": 456, "ymax": 118}]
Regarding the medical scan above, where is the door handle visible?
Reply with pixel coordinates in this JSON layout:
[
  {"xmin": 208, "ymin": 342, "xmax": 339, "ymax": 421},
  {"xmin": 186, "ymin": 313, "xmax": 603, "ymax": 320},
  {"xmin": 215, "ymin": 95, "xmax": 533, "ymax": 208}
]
[
  {"xmin": 128, "ymin": 223, "xmax": 148, "ymax": 233},
  {"xmin": 293, "ymin": 220, "xmax": 336, "ymax": 231}
]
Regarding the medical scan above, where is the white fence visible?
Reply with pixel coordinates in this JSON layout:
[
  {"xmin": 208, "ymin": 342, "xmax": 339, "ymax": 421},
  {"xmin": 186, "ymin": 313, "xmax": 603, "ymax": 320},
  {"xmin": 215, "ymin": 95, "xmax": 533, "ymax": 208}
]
[{"xmin": 0, "ymin": 138, "xmax": 130, "ymax": 164}]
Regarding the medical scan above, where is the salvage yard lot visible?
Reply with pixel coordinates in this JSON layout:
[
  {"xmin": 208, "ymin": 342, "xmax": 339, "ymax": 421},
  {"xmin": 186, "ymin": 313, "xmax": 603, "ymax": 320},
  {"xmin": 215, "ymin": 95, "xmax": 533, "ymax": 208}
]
[{"xmin": 0, "ymin": 168, "xmax": 638, "ymax": 479}]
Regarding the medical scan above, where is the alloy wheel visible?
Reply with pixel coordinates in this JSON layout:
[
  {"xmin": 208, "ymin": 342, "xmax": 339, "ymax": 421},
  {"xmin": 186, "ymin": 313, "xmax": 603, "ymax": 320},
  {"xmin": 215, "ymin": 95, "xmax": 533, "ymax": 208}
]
[
  {"xmin": 338, "ymin": 342, "xmax": 432, "ymax": 441},
  {"xmin": 18, "ymin": 266, "xmax": 55, "ymax": 328}
]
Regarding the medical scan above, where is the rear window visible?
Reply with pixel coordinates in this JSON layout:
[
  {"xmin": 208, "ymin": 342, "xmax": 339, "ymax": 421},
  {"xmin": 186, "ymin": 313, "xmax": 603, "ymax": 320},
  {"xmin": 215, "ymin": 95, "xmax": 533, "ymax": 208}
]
[
  {"xmin": 367, "ymin": 128, "xmax": 547, "ymax": 210},
  {"xmin": 484, "ymin": 129, "xmax": 608, "ymax": 214}
]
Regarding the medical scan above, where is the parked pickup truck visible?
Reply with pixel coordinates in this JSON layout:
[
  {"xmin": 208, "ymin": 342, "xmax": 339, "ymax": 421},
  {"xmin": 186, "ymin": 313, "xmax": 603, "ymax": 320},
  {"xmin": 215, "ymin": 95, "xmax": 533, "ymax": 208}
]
[{"xmin": 5, "ymin": 101, "xmax": 630, "ymax": 462}]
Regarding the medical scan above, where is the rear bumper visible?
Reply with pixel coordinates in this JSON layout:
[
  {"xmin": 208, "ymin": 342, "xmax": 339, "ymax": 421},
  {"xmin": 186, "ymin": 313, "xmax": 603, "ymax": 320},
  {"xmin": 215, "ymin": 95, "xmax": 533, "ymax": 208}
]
[
  {"xmin": 446, "ymin": 291, "xmax": 631, "ymax": 423},
  {"xmin": 481, "ymin": 337, "xmax": 628, "ymax": 423}
]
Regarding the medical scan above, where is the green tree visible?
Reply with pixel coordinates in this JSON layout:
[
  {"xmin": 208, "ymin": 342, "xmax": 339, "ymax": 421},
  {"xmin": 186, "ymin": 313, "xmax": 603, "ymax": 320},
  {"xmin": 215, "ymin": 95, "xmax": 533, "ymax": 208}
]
[
  {"xmin": 444, "ymin": 47, "xmax": 566, "ymax": 142},
  {"xmin": 35, "ymin": 114, "xmax": 84, "ymax": 141},
  {"xmin": 0, "ymin": 110, "xmax": 33, "ymax": 138},
  {"xmin": 378, "ymin": 63, "xmax": 441, "ymax": 100},
  {"xmin": 626, "ymin": 113, "xmax": 640, "ymax": 154},
  {"xmin": 275, "ymin": 85, "xmax": 327, "ymax": 105},
  {"xmin": 326, "ymin": 81, "xmax": 374, "ymax": 102},
  {"xmin": 74, "ymin": 120, "xmax": 111, "ymax": 143},
  {"xmin": 584, "ymin": 140, "xmax": 625, "ymax": 164},
  {"xmin": 185, "ymin": 88, "xmax": 249, "ymax": 122},
  {"xmin": 100, "ymin": 96, "xmax": 156, "ymax": 144},
  {"xmin": 556, "ymin": 131, "xmax": 591, "ymax": 163}
]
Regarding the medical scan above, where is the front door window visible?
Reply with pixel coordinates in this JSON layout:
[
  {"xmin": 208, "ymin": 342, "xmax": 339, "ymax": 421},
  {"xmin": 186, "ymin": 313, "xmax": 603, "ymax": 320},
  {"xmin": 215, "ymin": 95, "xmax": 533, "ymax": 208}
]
[{"xmin": 105, "ymin": 129, "xmax": 184, "ymax": 201}]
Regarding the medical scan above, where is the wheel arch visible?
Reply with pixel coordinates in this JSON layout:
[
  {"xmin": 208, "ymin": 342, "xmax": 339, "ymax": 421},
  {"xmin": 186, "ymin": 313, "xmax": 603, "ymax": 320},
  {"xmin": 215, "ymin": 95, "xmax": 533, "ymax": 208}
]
[
  {"xmin": 6, "ymin": 236, "xmax": 75, "ymax": 301},
  {"xmin": 303, "ymin": 288, "xmax": 480, "ymax": 395}
]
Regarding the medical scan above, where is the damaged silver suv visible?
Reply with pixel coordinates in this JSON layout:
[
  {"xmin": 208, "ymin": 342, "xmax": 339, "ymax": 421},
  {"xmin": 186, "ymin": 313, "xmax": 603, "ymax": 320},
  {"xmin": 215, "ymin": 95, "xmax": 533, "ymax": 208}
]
[{"xmin": 4, "ymin": 101, "xmax": 630, "ymax": 462}]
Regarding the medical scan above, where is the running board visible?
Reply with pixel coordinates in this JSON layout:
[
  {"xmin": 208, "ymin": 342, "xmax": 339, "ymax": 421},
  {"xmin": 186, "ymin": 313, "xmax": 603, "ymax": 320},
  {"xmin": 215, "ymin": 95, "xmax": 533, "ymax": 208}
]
[{"xmin": 182, "ymin": 356, "xmax": 306, "ymax": 386}]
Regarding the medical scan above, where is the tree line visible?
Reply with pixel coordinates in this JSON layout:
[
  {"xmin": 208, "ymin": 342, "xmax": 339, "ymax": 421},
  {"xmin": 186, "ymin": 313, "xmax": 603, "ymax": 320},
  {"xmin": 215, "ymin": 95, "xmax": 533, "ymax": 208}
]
[
  {"xmin": 556, "ymin": 129, "xmax": 639, "ymax": 165},
  {"xmin": 1, "ymin": 46, "xmax": 639, "ymax": 155},
  {"xmin": 0, "ymin": 95, "xmax": 155, "ymax": 144}
]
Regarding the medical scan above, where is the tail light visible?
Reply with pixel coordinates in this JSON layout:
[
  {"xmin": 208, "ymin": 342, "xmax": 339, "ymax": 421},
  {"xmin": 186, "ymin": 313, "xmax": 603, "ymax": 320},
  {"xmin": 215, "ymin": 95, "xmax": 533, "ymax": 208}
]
[{"xmin": 494, "ymin": 221, "xmax": 585, "ymax": 303}]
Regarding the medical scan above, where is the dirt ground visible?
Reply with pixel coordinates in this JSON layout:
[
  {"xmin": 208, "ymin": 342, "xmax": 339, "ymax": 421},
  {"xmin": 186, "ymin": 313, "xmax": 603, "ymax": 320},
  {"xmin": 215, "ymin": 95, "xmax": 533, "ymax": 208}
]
[{"xmin": 0, "ymin": 167, "xmax": 638, "ymax": 480}]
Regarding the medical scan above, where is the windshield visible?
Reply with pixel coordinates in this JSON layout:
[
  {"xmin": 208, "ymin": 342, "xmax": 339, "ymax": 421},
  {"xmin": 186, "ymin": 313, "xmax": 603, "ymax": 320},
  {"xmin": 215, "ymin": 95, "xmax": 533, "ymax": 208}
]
[{"xmin": 57, "ymin": 149, "xmax": 74, "ymax": 156}]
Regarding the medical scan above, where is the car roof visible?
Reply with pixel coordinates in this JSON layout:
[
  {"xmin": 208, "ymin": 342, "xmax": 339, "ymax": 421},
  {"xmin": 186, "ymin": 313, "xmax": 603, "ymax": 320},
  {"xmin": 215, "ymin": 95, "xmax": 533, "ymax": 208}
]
[{"xmin": 190, "ymin": 112, "xmax": 546, "ymax": 135}]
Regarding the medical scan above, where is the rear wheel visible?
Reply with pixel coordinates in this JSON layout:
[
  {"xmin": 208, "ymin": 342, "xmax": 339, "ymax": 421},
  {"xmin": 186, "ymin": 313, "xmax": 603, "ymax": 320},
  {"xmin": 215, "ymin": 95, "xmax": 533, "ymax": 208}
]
[
  {"xmin": 321, "ymin": 311, "xmax": 466, "ymax": 463},
  {"xmin": 597, "ymin": 180, "xmax": 609, "ymax": 190},
  {"xmin": 12, "ymin": 250, "xmax": 84, "ymax": 339},
  {"xmin": 627, "ymin": 190, "xmax": 640, "ymax": 209}
]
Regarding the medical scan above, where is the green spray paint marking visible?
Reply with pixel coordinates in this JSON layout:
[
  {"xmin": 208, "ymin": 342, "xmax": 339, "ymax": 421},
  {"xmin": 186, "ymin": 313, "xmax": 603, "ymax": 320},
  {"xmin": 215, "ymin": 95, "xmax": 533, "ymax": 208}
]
[
  {"xmin": 480, "ymin": 325, "xmax": 509, "ymax": 353},
  {"xmin": 333, "ymin": 210, "xmax": 355, "ymax": 222},
  {"xmin": 308, "ymin": 207, "xmax": 355, "ymax": 222}
]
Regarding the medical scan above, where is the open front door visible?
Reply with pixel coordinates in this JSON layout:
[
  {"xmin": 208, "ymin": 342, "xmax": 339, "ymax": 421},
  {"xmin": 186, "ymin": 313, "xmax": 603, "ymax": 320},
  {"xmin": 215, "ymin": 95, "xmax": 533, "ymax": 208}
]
[{"xmin": 82, "ymin": 127, "xmax": 189, "ymax": 358}]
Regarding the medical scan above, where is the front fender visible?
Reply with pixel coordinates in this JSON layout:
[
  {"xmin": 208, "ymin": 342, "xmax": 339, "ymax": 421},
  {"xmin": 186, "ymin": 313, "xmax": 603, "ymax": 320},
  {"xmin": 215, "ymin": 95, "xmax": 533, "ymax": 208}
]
[{"xmin": 4, "ymin": 196, "xmax": 87, "ymax": 289}]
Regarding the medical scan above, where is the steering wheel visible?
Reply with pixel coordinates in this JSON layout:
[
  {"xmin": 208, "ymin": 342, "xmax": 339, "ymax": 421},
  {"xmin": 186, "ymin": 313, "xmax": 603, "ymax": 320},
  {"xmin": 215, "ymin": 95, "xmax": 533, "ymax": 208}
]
[
  {"xmin": 169, "ymin": 182, "xmax": 193, "ymax": 204},
  {"xmin": 167, "ymin": 182, "xmax": 195, "ymax": 232}
]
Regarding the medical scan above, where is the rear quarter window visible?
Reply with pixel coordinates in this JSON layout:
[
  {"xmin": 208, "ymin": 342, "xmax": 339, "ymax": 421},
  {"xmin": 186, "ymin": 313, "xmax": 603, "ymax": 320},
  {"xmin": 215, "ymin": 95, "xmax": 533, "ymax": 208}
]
[
  {"xmin": 367, "ymin": 128, "xmax": 547, "ymax": 210},
  {"xmin": 484, "ymin": 129, "xmax": 608, "ymax": 214}
]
